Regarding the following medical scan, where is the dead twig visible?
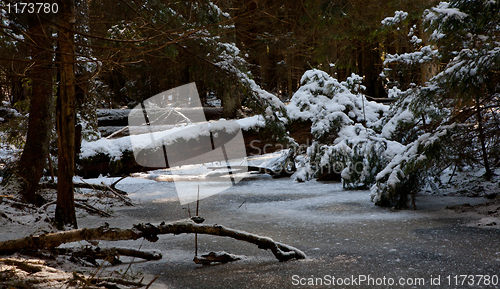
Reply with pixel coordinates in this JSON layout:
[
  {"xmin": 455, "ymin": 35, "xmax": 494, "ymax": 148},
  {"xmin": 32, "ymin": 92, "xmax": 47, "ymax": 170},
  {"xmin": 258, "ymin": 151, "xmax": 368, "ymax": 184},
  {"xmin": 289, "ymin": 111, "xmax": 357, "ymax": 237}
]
[
  {"xmin": 92, "ymin": 277, "xmax": 145, "ymax": 287},
  {"xmin": 75, "ymin": 201, "xmax": 112, "ymax": 217},
  {"xmin": 101, "ymin": 182, "xmax": 134, "ymax": 206},
  {"xmin": 145, "ymin": 275, "xmax": 160, "ymax": 289},
  {"xmin": 1, "ymin": 197, "xmax": 37, "ymax": 210},
  {"xmin": 110, "ymin": 176, "xmax": 128, "ymax": 192}
]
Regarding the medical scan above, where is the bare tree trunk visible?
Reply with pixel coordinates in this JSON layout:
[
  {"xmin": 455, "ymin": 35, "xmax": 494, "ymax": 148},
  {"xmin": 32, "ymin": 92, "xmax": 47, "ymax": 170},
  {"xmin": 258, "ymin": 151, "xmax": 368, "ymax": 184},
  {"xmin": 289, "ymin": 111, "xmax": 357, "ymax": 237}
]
[
  {"xmin": 55, "ymin": 0, "xmax": 77, "ymax": 229},
  {"xmin": 476, "ymin": 93, "xmax": 492, "ymax": 180},
  {"xmin": 16, "ymin": 14, "xmax": 54, "ymax": 206},
  {"xmin": 287, "ymin": 52, "xmax": 293, "ymax": 97},
  {"xmin": 222, "ymin": 86, "xmax": 239, "ymax": 119}
]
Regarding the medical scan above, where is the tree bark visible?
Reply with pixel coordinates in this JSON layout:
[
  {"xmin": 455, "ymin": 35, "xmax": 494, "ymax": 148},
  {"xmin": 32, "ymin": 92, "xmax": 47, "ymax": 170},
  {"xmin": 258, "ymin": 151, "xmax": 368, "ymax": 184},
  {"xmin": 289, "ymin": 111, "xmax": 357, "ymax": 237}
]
[
  {"xmin": 0, "ymin": 220, "xmax": 306, "ymax": 262},
  {"xmin": 16, "ymin": 14, "xmax": 54, "ymax": 206},
  {"xmin": 222, "ymin": 86, "xmax": 240, "ymax": 119},
  {"xmin": 55, "ymin": 0, "xmax": 77, "ymax": 229},
  {"xmin": 476, "ymin": 93, "xmax": 492, "ymax": 180}
]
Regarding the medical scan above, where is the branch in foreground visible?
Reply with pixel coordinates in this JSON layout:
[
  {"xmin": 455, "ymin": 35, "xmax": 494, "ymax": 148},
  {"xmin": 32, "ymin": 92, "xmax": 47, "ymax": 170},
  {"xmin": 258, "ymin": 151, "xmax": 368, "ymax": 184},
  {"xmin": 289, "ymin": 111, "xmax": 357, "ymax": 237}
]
[
  {"xmin": 0, "ymin": 219, "xmax": 306, "ymax": 262},
  {"xmin": 63, "ymin": 246, "xmax": 162, "ymax": 266}
]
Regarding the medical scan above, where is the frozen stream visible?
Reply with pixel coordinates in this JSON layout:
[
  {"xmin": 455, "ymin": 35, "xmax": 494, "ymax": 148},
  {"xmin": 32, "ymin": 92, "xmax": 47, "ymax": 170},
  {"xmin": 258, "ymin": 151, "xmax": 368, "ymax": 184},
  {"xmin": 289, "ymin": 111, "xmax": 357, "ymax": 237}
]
[{"xmin": 78, "ymin": 173, "xmax": 500, "ymax": 289}]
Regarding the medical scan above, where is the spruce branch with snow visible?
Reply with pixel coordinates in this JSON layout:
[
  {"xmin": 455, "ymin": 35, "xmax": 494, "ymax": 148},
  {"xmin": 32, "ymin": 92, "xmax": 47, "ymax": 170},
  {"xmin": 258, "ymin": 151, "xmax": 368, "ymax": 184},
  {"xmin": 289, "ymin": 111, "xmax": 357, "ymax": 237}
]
[{"xmin": 371, "ymin": 0, "xmax": 500, "ymax": 206}]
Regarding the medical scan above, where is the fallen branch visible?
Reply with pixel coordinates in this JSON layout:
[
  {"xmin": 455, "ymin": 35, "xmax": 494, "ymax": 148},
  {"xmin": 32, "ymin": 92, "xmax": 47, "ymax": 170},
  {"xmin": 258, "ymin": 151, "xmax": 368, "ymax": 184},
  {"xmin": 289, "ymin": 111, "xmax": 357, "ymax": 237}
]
[
  {"xmin": 73, "ymin": 247, "xmax": 161, "ymax": 261},
  {"xmin": 40, "ymin": 181, "xmax": 129, "ymax": 196},
  {"xmin": 145, "ymin": 275, "xmax": 160, "ymax": 289},
  {"xmin": 0, "ymin": 197, "xmax": 36, "ymax": 210},
  {"xmin": 75, "ymin": 201, "xmax": 113, "ymax": 218},
  {"xmin": 110, "ymin": 176, "xmax": 128, "ymax": 191},
  {"xmin": 0, "ymin": 212, "xmax": 13, "ymax": 223},
  {"xmin": 72, "ymin": 272, "xmax": 150, "ymax": 288},
  {"xmin": 0, "ymin": 258, "xmax": 44, "ymax": 273},
  {"xmin": 101, "ymin": 182, "xmax": 134, "ymax": 206},
  {"xmin": 67, "ymin": 247, "xmax": 162, "ymax": 266},
  {"xmin": 147, "ymin": 221, "xmax": 306, "ymax": 262},
  {"xmin": 0, "ymin": 219, "xmax": 306, "ymax": 262},
  {"xmin": 194, "ymin": 251, "xmax": 243, "ymax": 265},
  {"xmin": 91, "ymin": 277, "xmax": 146, "ymax": 288},
  {"xmin": 37, "ymin": 200, "xmax": 112, "ymax": 222}
]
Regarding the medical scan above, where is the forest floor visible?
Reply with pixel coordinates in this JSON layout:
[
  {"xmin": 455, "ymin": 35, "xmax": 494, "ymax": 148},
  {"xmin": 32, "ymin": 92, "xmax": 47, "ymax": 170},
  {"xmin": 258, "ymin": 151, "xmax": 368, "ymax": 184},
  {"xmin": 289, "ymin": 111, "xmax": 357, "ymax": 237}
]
[{"xmin": 1, "ymin": 156, "xmax": 499, "ymax": 288}]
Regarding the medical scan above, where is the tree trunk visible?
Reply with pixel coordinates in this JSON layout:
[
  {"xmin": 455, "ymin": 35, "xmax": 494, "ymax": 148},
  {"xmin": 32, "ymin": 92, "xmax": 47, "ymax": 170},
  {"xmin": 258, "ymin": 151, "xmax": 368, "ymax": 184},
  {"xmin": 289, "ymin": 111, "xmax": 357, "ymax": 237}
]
[
  {"xmin": 221, "ymin": 86, "xmax": 239, "ymax": 119},
  {"xmin": 287, "ymin": 52, "xmax": 293, "ymax": 97},
  {"xmin": 475, "ymin": 93, "xmax": 492, "ymax": 180},
  {"xmin": 16, "ymin": 14, "xmax": 54, "ymax": 206},
  {"xmin": 55, "ymin": 0, "xmax": 77, "ymax": 229}
]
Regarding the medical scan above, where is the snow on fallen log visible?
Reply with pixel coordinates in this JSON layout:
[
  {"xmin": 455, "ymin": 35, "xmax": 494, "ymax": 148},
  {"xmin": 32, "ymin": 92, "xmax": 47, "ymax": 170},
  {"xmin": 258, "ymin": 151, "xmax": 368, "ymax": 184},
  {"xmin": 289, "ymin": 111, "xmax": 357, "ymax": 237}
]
[
  {"xmin": 78, "ymin": 116, "xmax": 268, "ymax": 177},
  {"xmin": 78, "ymin": 114, "xmax": 314, "ymax": 177},
  {"xmin": 0, "ymin": 219, "xmax": 306, "ymax": 262},
  {"xmin": 82, "ymin": 115, "xmax": 265, "ymax": 162}
]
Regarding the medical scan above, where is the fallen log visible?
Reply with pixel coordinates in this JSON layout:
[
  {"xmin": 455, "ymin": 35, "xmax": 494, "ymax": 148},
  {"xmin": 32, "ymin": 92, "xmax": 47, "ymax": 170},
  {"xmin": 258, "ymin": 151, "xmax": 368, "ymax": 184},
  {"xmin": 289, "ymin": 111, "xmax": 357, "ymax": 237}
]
[
  {"xmin": 0, "ymin": 219, "xmax": 306, "ymax": 262},
  {"xmin": 78, "ymin": 120, "xmax": 312, "ymax": 177}
]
